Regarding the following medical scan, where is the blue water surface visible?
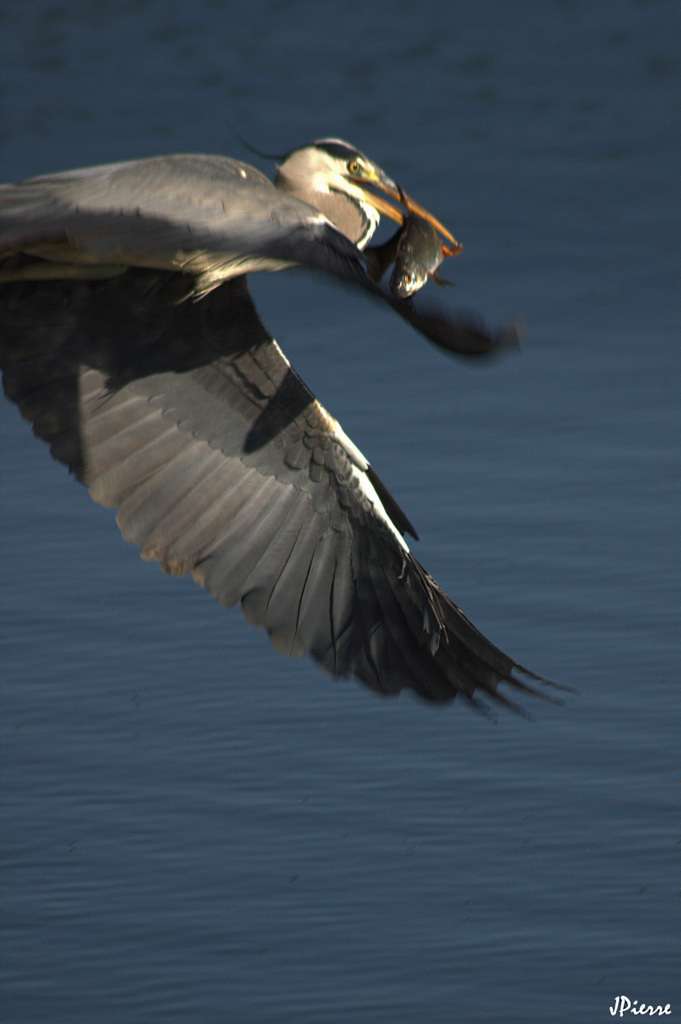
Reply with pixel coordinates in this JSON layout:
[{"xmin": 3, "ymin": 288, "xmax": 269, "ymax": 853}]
[{"xmin": 1, "ymin": 2, "xmax": 679, "ymax": 1022}]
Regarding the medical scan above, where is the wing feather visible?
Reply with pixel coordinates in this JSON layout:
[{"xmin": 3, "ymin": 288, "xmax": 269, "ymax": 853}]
[
  {"xmin": 196, "ymin": 477, "xmax": 300, "ymax": 603},
  {"xmin": 114, "ymin": 448, "xmax": 225, "ymax": 543},
  {"xmin": 255, "ymin": 509, "xmax": 329, "ymax": 656}
]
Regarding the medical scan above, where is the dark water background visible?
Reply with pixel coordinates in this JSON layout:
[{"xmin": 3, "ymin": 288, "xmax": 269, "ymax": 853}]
[{"xmin": 1, "ymin": 2, "xmax": 679, "ymax": 1022}]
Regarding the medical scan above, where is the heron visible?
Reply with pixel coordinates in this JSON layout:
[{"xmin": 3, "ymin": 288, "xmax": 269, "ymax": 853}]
[{"xmin": 0, "ymin": 138, "xmax": 560, "ymax": 711}]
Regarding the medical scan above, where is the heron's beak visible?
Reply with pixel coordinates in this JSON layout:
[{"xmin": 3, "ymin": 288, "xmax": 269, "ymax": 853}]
[{"xmin": 353, "ymin": 168, "xmax": 462, "ymax": 251}]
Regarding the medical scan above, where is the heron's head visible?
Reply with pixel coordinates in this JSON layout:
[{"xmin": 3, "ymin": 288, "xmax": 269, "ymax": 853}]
[{"xmin": 275, "ymin": 139, "xmax": 458, "ymax": 251}]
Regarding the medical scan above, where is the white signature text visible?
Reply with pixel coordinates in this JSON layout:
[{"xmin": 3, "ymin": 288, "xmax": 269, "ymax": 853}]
[{"xmin": 610, "ymin": 997, "xmax": 671, "ymax": 1017}]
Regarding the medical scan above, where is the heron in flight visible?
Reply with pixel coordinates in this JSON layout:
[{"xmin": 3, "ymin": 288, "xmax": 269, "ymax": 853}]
[{"xmin": 0, "ymin": 138, "xmax": 558, "ymax": 711}]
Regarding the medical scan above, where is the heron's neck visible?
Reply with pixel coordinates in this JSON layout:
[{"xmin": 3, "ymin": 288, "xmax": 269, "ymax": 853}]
[
  {"xmin": 277, "ymin": 177, "xmax": 378, "ymax": 249},
  {"xmin": 319, "ymin": 189, "xmax": 379, "ymax": 249}
]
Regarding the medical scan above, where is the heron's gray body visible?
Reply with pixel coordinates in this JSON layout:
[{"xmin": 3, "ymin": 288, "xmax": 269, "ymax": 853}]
[
  {"xmin": 0, "ymin": 141, "xmax": 555, "ymax": 709},
  {"xmin": 0, "ymin": 154, "xmax": 363, "ymax": 296}
]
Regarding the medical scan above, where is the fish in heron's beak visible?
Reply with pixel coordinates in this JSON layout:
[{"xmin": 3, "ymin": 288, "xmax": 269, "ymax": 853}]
[
  {"xmin": 389, "ymin": 215, "xmax": 460, "ymax": 299},
  {"xmin": 350, "ymin": 166, "xmax": 463, "ymax": 252}
]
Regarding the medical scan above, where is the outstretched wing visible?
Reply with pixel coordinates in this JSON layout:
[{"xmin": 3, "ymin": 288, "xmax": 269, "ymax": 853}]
[
  {"xmin": 0, "ymin": 154, "xmax": 519, "ymax": 358},
  {"xmin": 1, "ymin": 267, "xmax": 556, "ymax": 709}
]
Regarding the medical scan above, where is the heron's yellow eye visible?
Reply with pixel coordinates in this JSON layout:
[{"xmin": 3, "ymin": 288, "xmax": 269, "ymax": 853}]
[{"xmin": 347, "ymin": 159, "xmax": 362, "ymax": 176}]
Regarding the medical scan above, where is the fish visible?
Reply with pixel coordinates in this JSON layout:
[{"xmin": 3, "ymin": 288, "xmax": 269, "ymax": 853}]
[
  {"xmin": 364, "ymin": 215, "xmax": 462, "ymax": 299},
  {"xmin": 390, "ymin": 215, "xmax": 461, "ymax": 298}
]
